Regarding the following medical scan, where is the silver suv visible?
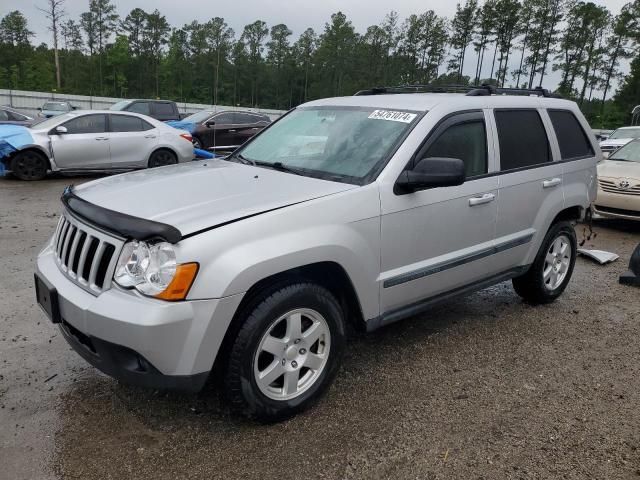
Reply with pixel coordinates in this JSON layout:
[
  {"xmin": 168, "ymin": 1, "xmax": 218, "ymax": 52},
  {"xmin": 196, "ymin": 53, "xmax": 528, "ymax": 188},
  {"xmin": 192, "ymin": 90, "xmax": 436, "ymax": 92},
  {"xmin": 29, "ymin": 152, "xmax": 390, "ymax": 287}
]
[{"xmin": 35, "ymin": 86, "xmax": 599, "ymax": 421}]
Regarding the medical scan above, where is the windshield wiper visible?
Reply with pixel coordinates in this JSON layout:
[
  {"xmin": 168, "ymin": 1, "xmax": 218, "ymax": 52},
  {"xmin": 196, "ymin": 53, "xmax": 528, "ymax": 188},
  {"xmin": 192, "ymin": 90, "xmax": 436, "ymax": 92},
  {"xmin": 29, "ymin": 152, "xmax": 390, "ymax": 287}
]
[
  {"xmin": 228, "ymin": 152, "xmax": 255, "ymax": 166},
  {"xmin": 253, "ymin": 160, "xmax": 305, "ymax": 176}
]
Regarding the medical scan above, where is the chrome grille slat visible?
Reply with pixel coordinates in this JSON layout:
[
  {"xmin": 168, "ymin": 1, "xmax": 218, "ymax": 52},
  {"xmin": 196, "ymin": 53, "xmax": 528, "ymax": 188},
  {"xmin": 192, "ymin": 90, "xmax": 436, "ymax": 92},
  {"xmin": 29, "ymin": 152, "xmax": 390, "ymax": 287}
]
[
  {"xmin": 51, "ymin": 211, "xmax": 124, "ymax": 295},
  {"xmin": 88, "ymin": 242, "xmax": 106, "ymax": 287},
  {"xmin": 76, "ymin": 235, "xmax": 93, "ymax": 282}
]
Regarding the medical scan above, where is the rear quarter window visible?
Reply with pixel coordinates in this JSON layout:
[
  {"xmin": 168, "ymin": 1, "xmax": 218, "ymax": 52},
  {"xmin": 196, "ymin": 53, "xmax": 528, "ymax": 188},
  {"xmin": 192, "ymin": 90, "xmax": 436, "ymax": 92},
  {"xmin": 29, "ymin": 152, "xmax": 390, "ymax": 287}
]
[
  {"xmin": 494, "ymin": 109, "xmax": 551, "ymax": 171},
  {"xmin": 548, "ymin": 110, "xmax": 594, "ymax": 160}
]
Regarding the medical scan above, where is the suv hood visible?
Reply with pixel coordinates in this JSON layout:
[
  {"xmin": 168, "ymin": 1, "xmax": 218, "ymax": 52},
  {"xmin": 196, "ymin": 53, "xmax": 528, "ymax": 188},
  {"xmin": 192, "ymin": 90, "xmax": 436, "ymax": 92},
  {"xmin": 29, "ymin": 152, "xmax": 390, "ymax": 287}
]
[
  {"xmin": 73, "ymin": 160, "xmax": 357, "ymax": 237},
  {"xmin": 598, "ymin": 159, "xmax": 640, "ymax": 181}
]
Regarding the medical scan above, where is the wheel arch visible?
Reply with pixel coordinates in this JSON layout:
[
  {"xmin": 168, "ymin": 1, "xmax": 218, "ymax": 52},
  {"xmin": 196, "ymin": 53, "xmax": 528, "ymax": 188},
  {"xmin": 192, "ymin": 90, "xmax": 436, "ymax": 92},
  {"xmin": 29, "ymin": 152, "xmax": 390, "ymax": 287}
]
[
  {"xmin": 210, "ymin": 261, "xmax": 366, "ymax": 379},
  {"xmin": 147, "ymin": 147, "xmax": 178, "ymax": 166},
  {"xmin": 5, "ymin": 146, "xmax": 52, "ymax": 170}
]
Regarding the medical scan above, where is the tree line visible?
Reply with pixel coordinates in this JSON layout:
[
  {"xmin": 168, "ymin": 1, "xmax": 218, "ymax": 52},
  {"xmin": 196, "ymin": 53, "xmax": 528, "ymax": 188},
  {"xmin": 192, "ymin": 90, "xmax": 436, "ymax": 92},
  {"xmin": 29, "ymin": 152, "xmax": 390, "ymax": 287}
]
[{"xmin": 0, "ymin": 0, "xmax": 639, "ymax": 126}]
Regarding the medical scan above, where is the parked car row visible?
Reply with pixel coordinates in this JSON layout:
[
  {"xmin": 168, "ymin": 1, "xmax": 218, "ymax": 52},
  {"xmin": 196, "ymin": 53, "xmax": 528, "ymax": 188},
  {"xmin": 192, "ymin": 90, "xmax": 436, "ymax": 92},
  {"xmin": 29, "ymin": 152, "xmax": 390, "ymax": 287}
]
[{"xmin": 0, "ymin": 97, "xmax": 272, "ymax": 179}]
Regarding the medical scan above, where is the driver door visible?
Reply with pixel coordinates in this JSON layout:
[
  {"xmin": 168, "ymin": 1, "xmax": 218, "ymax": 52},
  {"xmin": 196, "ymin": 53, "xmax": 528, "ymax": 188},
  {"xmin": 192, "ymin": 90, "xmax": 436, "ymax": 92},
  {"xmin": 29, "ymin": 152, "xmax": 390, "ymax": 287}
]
[
  {"xmin": 50, "ymin": 114, "xmax": 110, "ymax": 169},
  {"xmin": 379, "ymin": 110, "xmax": 500, "ymax": 314}
]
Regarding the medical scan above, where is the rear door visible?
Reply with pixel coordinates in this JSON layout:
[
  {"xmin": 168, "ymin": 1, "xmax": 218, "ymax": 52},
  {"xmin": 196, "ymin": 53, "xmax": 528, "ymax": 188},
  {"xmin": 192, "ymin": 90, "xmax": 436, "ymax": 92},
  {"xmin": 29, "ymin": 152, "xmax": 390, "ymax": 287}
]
[
  {"xmin": 50, "ymin": 114, "xmax": 110, "ymax": 169},
  {"xmin": 235, "ymin": 113, "xmax": 269, "ymax": 145},
  {"xmin": 491, "ymin": 108, "xmax": 564, "ymax": 271},
  {"xmin": 108, "ymin": 114, "xmax": 158, "ymax": 168}
]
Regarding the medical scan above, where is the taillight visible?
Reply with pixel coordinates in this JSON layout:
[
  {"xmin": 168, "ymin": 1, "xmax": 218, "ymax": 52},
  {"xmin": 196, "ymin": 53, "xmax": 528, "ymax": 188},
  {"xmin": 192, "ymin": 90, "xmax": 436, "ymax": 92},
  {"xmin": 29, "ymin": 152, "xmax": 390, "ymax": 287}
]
[{"xmin": 180, "ymin": 133, "xmax": 193, "ymax": 143}]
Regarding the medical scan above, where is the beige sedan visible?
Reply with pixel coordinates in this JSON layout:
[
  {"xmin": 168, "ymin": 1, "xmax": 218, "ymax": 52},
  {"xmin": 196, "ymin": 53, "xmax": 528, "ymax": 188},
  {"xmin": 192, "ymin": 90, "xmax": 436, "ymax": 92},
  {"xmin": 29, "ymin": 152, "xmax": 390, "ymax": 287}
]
[{"xmin": 594, "ymin": 139, "xmax": 640, "ymax": 220}]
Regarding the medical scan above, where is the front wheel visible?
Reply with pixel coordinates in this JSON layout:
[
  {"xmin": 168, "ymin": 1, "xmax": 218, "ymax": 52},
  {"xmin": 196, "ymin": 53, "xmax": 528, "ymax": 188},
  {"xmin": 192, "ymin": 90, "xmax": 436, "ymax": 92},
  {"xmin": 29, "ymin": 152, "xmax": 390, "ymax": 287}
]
[
  {"xmin": 512, "ymin": 221, "xmax": 577, "ymax": 304},
  {"xmin": 224, "ymin": 283, "xmax": 345, "ymax": 421},
  {"xmin": 10, "ymin": 150, "xmax": 48, "ymax": 181}
]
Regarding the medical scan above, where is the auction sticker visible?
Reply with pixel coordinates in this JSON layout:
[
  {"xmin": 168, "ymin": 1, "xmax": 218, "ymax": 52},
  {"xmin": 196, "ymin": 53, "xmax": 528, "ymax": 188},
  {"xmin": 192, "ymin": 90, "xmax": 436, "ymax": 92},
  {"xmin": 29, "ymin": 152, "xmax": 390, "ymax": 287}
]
[{"xmin": 368, "ymin": 110, "xmax": 417, "ymax": 123}]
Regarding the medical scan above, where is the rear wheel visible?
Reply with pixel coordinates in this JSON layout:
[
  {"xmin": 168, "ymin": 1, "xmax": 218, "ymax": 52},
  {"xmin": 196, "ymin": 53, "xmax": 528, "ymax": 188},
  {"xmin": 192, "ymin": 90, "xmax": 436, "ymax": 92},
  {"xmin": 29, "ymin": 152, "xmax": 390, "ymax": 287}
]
[
  {"xmin": 512, "ymin": 221, "xmax": 577, "ymax": 304},
  {"xmin": 10, "ymin": 150, "xmax": 48, "ymax": 181},
  {"xmin": 224, "ymin": 283, "xmax": 345, "ymax": 421},
  {"xmin": 148, "ymin": 149, "xmax": 177, "ymax": 168}
]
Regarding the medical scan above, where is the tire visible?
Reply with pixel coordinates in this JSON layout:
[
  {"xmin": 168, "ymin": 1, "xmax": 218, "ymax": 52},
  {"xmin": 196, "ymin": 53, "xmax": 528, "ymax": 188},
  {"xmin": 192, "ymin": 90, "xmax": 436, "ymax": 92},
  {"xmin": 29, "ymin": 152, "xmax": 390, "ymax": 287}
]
[
  {"xmin": 512, "ymin": 221, "xmax": 577, "ymax": 304},
  {"xmin": 148, "ymin": 149, "xmax": 177, "ymax": 168},
  {"xmin": 10, "ymin": 150, "xmax": 48, "ymax": 181},
  {"xmin": 224, "ymin": 282, "xmax": 346, "ymax": 421},
  {"xmin": 192, "ymin": 137, "xmax": 203, "ymax": 150}
]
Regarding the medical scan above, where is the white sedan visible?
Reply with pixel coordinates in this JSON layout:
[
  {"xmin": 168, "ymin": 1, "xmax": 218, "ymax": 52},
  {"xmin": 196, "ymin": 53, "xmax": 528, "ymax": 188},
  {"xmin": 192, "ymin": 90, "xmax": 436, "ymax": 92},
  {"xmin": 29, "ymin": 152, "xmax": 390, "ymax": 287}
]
[
  {"xmin": 3, "ymin": 111, "xmax": 194, "ymax": 180},
  {"xmin": 594, "ymin": 139, "xmax": 640, "ymax": 221}
]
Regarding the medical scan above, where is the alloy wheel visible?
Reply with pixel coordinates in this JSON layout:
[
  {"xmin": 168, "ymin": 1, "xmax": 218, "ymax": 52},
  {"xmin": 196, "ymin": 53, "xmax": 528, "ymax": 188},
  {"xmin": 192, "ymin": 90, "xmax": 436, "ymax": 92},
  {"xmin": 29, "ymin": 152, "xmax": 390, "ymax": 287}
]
[
  {"xmin": 543, "ymin": 234, "xmax": 572, "ymax": 291},
  {"xmin": 253, "ymin": 308, "xmax": 331, "ymax": 401}
]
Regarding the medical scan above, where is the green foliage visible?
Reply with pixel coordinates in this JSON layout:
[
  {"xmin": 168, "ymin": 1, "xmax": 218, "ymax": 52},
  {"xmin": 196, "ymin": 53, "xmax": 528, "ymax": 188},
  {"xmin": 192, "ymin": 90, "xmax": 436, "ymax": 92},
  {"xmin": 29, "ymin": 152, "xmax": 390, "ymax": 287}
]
[{"xmin": 0, "ymin": 1, "xmax": 638, "ymax": 130}]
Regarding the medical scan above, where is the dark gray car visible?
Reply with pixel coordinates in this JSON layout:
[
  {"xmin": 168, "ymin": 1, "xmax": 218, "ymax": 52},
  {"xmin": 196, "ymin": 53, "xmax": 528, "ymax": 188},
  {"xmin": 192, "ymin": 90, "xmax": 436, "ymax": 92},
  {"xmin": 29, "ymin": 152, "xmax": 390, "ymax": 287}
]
[{"xmin": 0, "ymin": 106, "xmax": 35, "ymax": 126}]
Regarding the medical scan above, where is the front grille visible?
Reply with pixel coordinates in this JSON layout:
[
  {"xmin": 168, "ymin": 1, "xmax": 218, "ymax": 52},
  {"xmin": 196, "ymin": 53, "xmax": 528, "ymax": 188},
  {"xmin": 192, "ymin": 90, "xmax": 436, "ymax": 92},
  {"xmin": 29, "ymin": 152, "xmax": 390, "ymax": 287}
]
[
  {"xmin": 53, "ymin": 212, "xmax": 124, "ymax": 295},
  {"xmin": 598, "ymin": 179, "xmax": 640, "ymax": 196}
]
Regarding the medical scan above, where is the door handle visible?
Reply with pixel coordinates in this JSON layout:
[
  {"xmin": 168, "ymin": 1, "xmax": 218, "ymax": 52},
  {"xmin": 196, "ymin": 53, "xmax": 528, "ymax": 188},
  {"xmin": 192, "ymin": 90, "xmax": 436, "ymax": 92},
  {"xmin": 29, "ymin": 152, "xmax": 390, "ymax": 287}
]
[
  {"xmin": 144, "ymin": 135, "xmax": 157, "ymax": 139},
  {"xmin": 228, "ymin": 129, "xmax": 237, "ymax": 133},
  {"xmin": 542, "ymin": 178, "xmax": 562, "ymax": 188},
  {"xmin": 469, "ymin": 193, "xmax": 496, "ymax": 206},
  {"xmin": 94, "ymin": 137, "xmax": 108, "ymax": 141}
]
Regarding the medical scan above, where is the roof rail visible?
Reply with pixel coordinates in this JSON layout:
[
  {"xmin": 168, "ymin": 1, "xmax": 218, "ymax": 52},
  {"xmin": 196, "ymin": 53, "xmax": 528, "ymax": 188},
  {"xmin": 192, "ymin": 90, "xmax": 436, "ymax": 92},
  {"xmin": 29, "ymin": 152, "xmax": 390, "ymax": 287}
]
[{"xmin": 354, "ymin": 83, "xmax": 563, "ymax": 99}]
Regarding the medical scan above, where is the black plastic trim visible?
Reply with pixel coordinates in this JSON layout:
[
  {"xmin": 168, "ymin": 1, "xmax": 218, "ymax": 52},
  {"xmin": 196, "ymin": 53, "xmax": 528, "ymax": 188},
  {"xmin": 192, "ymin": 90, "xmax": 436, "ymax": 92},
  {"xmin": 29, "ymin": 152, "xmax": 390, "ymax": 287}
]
[
  {"xmin": 61, "ymin": 186, "xmax": 182, "ymax": 243},
  {"xmin": 59, "ymin": 321, "xmax": 209, "ymax": 392},
  {"xmin": 383, "ymin": 233, "xmax": 533, "ymax": 288},
  {"xmin": 368, "ymin": 266, "xmax": 530, "ymax": 332}
]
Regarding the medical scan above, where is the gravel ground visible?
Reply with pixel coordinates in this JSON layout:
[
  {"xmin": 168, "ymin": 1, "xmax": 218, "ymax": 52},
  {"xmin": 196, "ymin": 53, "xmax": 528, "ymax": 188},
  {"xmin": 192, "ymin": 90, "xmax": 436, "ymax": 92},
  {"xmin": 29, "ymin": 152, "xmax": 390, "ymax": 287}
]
[{"xmin": 1, "ymin": 174, "xmax": 639, "ymax": 480}]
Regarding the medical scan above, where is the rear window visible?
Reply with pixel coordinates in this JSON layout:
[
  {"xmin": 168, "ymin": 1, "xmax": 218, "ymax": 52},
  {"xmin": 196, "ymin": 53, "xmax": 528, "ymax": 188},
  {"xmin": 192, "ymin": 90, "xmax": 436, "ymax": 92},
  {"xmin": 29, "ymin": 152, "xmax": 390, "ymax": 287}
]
[
  {"xmin": 110, "ymin": 114, "xmax": 153, "ymax": 132},
  {"xmin": 548, "ymin": 110, "xmax": 594, "ymax": 160},
  {"xmin": 495, "ymin": 109, "xmax": 551, "ymax": 170}
]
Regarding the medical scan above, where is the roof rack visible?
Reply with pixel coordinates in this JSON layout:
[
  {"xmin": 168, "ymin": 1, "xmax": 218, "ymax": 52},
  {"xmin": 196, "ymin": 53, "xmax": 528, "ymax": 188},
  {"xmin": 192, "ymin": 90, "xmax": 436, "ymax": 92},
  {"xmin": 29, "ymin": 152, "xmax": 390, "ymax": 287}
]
[{"xmin": 354, "ymin": 83, "xmax": 563, "ymax": 99}]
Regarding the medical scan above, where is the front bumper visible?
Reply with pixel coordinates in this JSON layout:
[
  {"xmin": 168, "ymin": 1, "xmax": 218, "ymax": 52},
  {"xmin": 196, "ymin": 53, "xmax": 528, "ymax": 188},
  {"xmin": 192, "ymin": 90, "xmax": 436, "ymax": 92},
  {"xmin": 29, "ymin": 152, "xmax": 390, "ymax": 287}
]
[
  {"xmin": 36, "ymin": 242, "xmax": 244, "ymax": 391},
  {"xmin": 594, "ymin": 188, "xmax": 640, "ymax": 221}
]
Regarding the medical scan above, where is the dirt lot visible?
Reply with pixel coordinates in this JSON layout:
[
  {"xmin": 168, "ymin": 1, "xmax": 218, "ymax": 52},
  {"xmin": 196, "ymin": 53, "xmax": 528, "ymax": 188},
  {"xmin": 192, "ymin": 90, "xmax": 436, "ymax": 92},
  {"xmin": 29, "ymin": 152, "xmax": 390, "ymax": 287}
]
[{"xmin": 1, "ymin": 174, "xmax": 639, "ymax": 480}]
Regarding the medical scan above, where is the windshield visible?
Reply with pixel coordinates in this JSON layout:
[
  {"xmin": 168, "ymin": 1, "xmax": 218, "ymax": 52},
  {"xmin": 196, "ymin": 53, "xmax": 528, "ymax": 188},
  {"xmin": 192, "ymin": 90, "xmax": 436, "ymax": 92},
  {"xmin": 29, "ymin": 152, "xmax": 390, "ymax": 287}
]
[
  {"xmin": 183, "ymin": 110, "xmax": 215, "ymax": 123},
  {"xmin": 43, "ymin": 102, "xmax": 68, "ymax": 111},
  {"xmin": 110, "ymin": 100, "xmax": 133, "ymax": 111},
  {"xmin": 609, "ymin": 127, "xmax": 640, "ymax": 139},
  {"xmin": 238, "ymin": 107, "xmax": 419, "ymax": 184},
  {"xmin": 609, "ymin": 141, "xmax": 640, "ymax": 163},
  {"xmin": 32, "ymin": 113, "xmax": 75, "ymax": 130}
]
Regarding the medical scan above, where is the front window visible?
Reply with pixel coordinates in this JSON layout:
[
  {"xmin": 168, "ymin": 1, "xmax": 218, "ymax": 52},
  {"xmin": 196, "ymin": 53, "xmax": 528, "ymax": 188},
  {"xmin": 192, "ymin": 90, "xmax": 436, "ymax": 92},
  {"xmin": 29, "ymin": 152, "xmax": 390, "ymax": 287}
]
[
  {"xmin": 43, "ymin": 102, "xmax": 68, "ymax": 111},
  {"xmin": 34, "ymin": 113, "xmax": 76, "ymax": 130},
  {"xmin": 183, "ymin": 110, "xmax": 215, "ymax": 123},
  {"xmin": 238, "ymin": 107, "xmax": 419, "ymax": 183},
  {"xmin": 609, "ymin": 141, "xmax": 640, "ymax": 163},
  {"xmin": 609, "ymin": 128, "xmax": 640, "ymax": 140}
]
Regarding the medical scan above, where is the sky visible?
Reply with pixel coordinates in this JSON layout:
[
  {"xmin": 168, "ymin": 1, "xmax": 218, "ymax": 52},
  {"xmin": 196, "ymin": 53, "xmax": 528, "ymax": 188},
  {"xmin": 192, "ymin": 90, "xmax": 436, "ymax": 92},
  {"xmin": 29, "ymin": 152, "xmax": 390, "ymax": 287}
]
[{"xmin": 2, "ymin": 0, "xmax": 633, "ymax": 92}]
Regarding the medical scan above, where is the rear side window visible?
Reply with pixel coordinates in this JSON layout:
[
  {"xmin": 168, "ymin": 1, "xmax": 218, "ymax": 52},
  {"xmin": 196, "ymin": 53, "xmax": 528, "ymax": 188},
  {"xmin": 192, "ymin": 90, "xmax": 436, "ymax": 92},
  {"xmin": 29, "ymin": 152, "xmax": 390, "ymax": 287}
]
[
  {"xmin": 424, "ymin": 120, "xmax": 488, "ymax": 178},
  {"xmin": 63, "ymin": 114, "xmax": 106, "ymax": 134},
  {"xmin": 548, "ymin": 110, "xmax": 594, "ymax": 160},
  {"xmin": 495, "ymin": 109, "xmax": 550, "ymax": 170},
  {"xmin": 127, "ymin": 102, "xmax": 150, "ymax": 115},
  {"xmin": 110, "ymin": 114, "xmax": 153, "ymax": 132},
  {"xmin": 155, "ymin": 102, "xmax": 174, "ymax": 115}
]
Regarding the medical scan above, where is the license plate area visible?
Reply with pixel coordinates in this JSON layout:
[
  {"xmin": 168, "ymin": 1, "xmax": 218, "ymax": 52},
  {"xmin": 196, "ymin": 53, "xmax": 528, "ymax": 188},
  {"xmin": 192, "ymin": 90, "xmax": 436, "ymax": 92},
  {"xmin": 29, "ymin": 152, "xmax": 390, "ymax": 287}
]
[{"xmin": 34, "ymin": 273, "xmax": 61, "ymax": 324}]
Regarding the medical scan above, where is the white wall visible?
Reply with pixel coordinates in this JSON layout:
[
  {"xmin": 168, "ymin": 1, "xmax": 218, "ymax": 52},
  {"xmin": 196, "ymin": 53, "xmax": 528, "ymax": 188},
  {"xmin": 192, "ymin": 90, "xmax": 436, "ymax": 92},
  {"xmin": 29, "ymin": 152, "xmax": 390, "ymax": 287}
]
[{"xmin": 0, "ymin": 89, "xmax": 286, "ymax": 120}]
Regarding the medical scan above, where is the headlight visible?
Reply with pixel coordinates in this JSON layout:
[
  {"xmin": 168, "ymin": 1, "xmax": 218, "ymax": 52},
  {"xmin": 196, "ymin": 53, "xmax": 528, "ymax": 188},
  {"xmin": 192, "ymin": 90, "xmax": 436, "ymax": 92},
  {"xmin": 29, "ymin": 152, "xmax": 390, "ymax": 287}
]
[{"xmin": 114, "ymin": 241, "xmax": 198, "ymax": 300}]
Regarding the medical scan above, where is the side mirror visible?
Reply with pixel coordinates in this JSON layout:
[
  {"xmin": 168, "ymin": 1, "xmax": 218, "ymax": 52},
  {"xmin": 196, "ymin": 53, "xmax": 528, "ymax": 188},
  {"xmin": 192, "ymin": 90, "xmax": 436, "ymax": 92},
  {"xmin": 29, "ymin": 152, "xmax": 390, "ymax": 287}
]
[
  {"xmin": 71, "ymin": 106, "xmax": 78, "ymax": 110},
  {"xmin": 205, "ymin": 120, "xmax": 215, "ymax": 128},
  {"xmin": 54, "ymin": 126, "xmax": 68, "ymax": 135},
  {"xmin": 395, "ymin": 157, "xmax": 466, "ymax": 194},
  {"xmin": 38, "ymin": 107, "xmax": 42, "ymax": 111}
]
